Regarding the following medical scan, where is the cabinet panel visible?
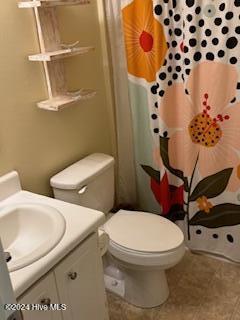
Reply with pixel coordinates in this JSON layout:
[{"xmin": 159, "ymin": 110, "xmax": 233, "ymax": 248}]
[
  {"xmin": 18, "ymin": 272, "xmax": 62, "ymax": 320},
  {"xmin": 54, "ymin": 233, "xmax": 108, "ymax": 320}
]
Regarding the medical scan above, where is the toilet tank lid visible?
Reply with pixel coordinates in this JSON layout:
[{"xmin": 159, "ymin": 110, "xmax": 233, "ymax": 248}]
[{"xmin": 50, "ymin": 153, "xmax": 114, "ymax": 190}]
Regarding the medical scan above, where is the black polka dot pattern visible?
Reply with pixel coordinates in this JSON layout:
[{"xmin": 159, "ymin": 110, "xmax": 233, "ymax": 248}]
[
  {"xmin": 153, "ymin": 1, "xmax": 240, "ymax": 97},
  {"xmin": 150, "ymin": 0, "xmax": 240, "ymax": 143},
  {"xmin": 206, "ymin": 52, "xmax": 215, "ymax": 60},
  {"xmin": 218, "ymin": 50, "xmax": 225, "ymax": 58},
  {"xmin": 219, "ymin": 3, "xmax": 225, "ymax": 11},
  {"xmin": 152, "ymin": 0, "xmax": 185, "ymax": 104},
  {"xmin": 186, "ymin": 0, "xmax": 195, "ymax": 7},
  {"xmin": 159, "ymin": 72, "xmax": 166, "ymax": 80},
  {"xmin": 151, "ymin": 84, "xmax": 159, "ymax": 94},
  {"xmin": 235, "ymin": 0, "xmax": 240, "ymax": 7},
  {"xmin": 226, "ymin": 37, "xmax": 238, "ymax": 49},
  {"xmin": 154, "ymin": 5, "xmax": 162, "ymax": 16},
  {"xmin": 222, "ymin": 26, "xmax": 229, "ymax": 34},
  {"xmin": 227, "ymin": 234, "xmax": 234, "ymax": 243},
  {"xmin": 190, "ymin": 230, "xmax": 239, "ymax": 247}
]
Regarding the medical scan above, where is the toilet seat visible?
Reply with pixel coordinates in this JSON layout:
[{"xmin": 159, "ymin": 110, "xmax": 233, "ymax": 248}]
[
  {"xmin": 104, "ymin": 210, "xmax": 185, "ymax": 267},
  {"xmin": 104, "ymin": 210, "xmax": 184, "ymax": 253}
]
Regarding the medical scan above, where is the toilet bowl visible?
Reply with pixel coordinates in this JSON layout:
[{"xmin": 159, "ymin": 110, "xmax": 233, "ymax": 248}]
[
  {"xmin": 103, "ymin": 210, "xmax": 184, "ymax": 307},
  {"xmin": 50, "ymin": 153, "xmax": 185, "ymax": 308}
]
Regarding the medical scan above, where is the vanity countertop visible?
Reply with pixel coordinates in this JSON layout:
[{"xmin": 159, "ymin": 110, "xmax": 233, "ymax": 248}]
[{"xmin": 0, "ymin": 190, "xmax": 105, "ymax": 298}]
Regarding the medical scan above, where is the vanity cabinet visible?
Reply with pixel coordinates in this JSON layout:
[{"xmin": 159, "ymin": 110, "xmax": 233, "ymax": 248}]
[
  {"xmin": 54, "ymin": 233, "xmax": 108, "ymax": 320},
  {"xmin": 19, "ymin": 273, "xmax": 61, "ymax": 320},
  {"xmin": 18, "ymin": 233, "xmax": 108, "ymax": 320}
]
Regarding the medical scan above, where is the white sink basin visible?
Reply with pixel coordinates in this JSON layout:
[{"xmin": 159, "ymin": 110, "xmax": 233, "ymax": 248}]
[{"xmin": 0, "ymin": 203, "xmax": 66, "ymax": 272}]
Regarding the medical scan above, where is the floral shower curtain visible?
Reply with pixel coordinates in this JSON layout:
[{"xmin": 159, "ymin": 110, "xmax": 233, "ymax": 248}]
[{"xmin": 120, "ymin": 0, "xmax": 240, "ymax": 262}]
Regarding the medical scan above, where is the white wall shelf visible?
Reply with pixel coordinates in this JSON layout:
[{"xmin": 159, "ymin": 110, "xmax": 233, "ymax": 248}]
[
  {"xmin": 18, "ymin": 0, "xmax": 95, "ymax": 111},
  {"xmin": 18, "ymin": 0, "xmax": 90, "ymax": 8},
  {"xmin": 28, "ymin": 46, "xmax": 94, "ymax": 61},
  {"xmin": 38, "ymin": 89, "xmax": 96, "ymax": 111}
]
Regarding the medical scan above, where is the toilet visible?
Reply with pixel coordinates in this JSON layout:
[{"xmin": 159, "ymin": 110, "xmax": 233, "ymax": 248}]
[{"xmin": 50, "ymin": 153, "xmax": 185, "ymax": 308}]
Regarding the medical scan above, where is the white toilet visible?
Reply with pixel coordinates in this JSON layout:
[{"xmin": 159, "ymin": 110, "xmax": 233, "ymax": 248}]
[{"xmin": 50, "ymin": 153, "xmax": 185, "ymax": 308}]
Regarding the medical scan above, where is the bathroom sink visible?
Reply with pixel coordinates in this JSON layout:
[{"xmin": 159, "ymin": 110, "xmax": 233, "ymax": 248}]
[{"xmin": 0, "ymin": 203, "xmax": 66, "ymax": 272}]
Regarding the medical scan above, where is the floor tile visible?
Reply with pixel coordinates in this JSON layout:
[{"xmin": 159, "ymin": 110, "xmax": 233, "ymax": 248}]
[
  {"xmin": 106, "ymin": 252, "xmax": 240, "ymax": 320},
  {"xmin": 232, "ymin": 299, "xmax": 240, "ymax": 320},
  {"xmin": 194, "ymin": 301, "xmax": 234, "ymax": 320}
]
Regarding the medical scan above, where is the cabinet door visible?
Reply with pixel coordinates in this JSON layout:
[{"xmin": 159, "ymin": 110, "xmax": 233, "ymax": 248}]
[
  {"xmin": 54, "ymin": 233, "xmax": 108, "ymax": 320},
  {"xmin": 18, "ymin": 272, "xmax": 62, "ymax": 320}
]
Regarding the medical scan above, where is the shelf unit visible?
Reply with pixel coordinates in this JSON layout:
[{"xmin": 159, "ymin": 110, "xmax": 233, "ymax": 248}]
[
  {"xmin": 18, "ymin": 0, "xmax": 95, "ymax": 111},
  {"xmin": 18, "ymin": 0, "xmax": 90, "ymax": 8}
]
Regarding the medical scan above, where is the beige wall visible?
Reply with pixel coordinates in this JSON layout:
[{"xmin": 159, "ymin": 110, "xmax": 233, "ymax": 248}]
[{"xmin": 0, "ymin": 1, "xmax": 116, "ymax": 196}]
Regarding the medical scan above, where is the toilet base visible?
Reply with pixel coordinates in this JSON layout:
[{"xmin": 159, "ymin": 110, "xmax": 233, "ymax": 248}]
[
  {"xmin": 104, "ymin": 257, "xmax": 169, "ymax": 308},
  {"xmin": 123, "ymin": 267, "xmax": 169, "ymax": 308}
]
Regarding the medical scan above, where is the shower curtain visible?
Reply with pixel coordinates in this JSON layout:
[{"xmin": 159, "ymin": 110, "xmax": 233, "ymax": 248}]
[{"xmin": 106, "ymin": 0, "xmax": 240, "ymax": 262}]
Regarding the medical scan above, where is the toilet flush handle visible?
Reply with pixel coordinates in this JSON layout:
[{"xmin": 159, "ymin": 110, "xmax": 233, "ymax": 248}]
[{"xmin": 78, "ymin": 185, "xmax": 88, "ymax": 195}]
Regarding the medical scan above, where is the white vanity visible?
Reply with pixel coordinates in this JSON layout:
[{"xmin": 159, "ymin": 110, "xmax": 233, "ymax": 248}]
[
  {"xmin": 18, "ymin": 233, "xmax": 107, "ymax": 320},
  {"xmin": 0, "ymin": 171, "xmax": 109, "ymax": 320}
]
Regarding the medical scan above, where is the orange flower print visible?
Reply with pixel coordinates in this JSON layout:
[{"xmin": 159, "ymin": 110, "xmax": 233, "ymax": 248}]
[
  {"xmin": 197, "ymin": 196, "xmax": 213, "ymax": 214},
  {"xmin": 122, "ymin": 0, "xmax": 167, "ymax": 82}
]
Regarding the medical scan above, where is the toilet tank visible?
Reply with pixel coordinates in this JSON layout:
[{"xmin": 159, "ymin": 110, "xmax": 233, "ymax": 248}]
[{"xmin": 50, "ymin": 153, "xmax": 115, "ymax": 213}]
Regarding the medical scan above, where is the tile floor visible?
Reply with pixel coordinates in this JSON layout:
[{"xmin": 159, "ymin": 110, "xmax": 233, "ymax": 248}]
[{"xmin": 107, "ymin": 250, "xmax": 240, "ymax": 320}]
